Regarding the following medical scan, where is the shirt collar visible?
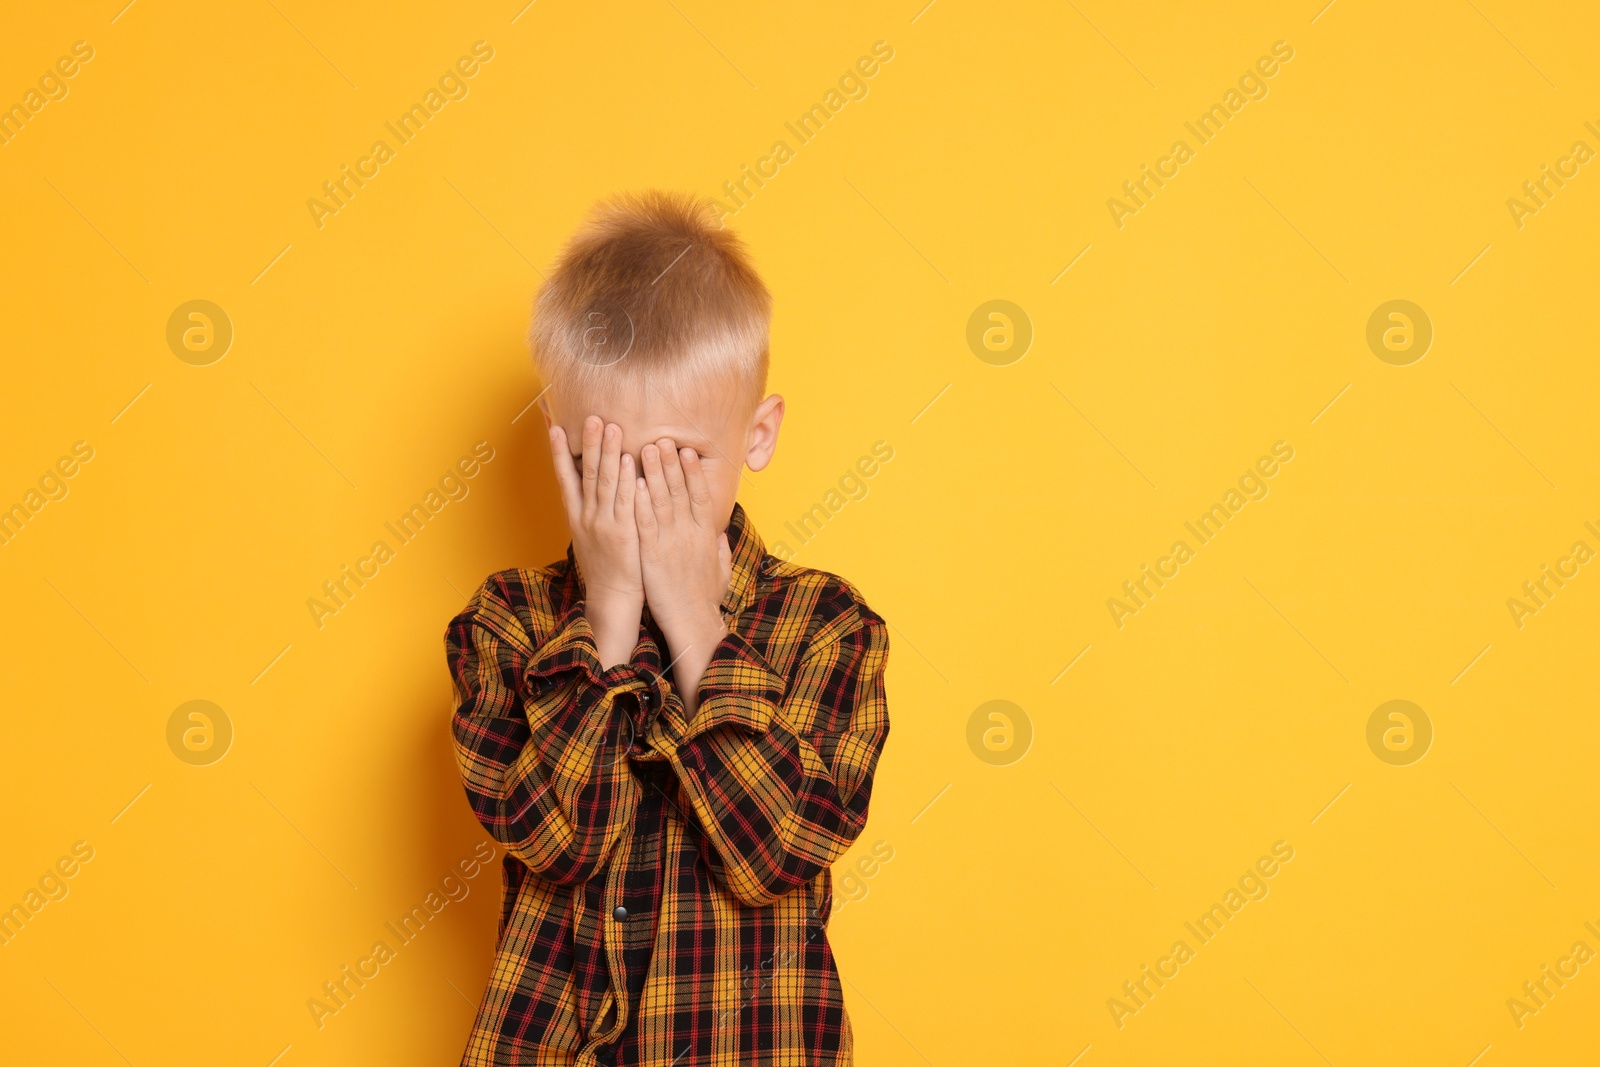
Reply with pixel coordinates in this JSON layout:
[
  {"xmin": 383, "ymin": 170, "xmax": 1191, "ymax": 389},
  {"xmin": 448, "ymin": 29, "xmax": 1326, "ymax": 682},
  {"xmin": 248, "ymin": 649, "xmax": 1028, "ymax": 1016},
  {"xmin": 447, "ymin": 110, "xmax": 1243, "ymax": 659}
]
[
  {"xmin": 562, "ymin": 500, "xmax": 766, "ymax": 618},
  {"xmin": 719, "ymin": 500, "xmax": 765, "ymax": 617}
]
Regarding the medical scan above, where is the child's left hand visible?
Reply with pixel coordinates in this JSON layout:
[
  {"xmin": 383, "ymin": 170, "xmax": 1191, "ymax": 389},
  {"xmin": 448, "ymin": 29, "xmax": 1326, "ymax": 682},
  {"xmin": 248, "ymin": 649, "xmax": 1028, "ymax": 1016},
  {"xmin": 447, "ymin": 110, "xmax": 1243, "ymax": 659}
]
[{"xmin": 634, "ymin": 438, "xmax": 731, "ymax": 681}]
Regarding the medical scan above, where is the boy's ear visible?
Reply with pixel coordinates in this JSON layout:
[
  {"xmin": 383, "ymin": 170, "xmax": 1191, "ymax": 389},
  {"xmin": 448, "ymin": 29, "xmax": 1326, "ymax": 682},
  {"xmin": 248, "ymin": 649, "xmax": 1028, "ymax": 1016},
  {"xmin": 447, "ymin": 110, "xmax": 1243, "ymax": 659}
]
[{"xmin": 744, "ymin": 393, "xmax": 784, "ymax": 472}]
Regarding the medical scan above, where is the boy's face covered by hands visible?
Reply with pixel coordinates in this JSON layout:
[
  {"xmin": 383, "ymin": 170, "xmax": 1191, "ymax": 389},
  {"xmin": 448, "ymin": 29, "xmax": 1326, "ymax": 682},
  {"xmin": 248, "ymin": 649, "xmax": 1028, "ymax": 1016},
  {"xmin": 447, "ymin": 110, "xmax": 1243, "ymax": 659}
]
[
  {"xmin": 542, "ymin": 379, "xmax": 782, "ymax": 667},
  {"xmin": 548, "ymin": 381, "xmax": 754, "ymax": 538}
]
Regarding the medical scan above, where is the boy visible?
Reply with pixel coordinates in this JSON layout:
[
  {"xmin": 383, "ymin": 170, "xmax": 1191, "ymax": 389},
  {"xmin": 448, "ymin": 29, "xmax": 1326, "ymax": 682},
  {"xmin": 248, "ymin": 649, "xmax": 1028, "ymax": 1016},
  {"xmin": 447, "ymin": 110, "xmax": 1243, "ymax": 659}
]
[{"xmin": 445, "ymin": 191, "xmax": 890, "ymax": 1066}]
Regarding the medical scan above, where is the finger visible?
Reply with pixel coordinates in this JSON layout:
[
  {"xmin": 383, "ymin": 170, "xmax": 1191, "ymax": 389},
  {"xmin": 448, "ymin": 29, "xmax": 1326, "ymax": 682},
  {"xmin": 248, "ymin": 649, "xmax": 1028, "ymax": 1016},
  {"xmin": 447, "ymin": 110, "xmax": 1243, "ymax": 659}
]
[
  {"xmin": 680, "ymin": 447, "xmax": 714, "ymax": 527},
  {"xmin": 596, "ymin": 422, "xmax": 621, "ymax": 505},
  {"xmin": 615, "ymin": 452, "xmax": 637, "ymax": 522},
  {"xmin": 579, "ymin": 415, "xmax": 602, "ymax": 510},
  {"xmin": 657, "ymin": 437, "xmax": 689, "ymax": 515},
  {"xmin": 548, "ymin": 426, "xmax": 582, "ymax": 518},
  {"xmin": 633, "ymin": 475, "xmax": 658, "ymax": 539},
  {"xmin": 640, "ymin": 443, "xmax": 672, "ymax": 514}
]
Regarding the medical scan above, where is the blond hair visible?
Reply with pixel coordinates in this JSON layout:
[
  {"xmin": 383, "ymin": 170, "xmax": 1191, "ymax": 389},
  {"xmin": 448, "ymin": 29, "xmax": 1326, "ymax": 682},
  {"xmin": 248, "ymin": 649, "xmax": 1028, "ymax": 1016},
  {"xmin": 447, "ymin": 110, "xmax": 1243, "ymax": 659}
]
[{"xmin": 530, "ymin": 190, "xmax": 771, "ymax": 408}]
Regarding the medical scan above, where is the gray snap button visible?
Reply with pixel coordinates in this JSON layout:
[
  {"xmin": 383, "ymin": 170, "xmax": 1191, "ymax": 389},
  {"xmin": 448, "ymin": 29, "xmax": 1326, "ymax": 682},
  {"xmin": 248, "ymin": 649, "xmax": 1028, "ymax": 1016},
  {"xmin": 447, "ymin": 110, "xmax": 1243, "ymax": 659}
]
[{"xmin": 613, "ymin": 905, "xmax": 628, "ymax": 920}]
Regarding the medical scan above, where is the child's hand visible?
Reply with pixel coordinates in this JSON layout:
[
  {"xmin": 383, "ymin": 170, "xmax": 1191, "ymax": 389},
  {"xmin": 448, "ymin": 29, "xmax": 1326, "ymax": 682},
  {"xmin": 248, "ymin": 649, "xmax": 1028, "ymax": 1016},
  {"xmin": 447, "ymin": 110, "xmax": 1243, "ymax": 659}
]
[
  {"xmin": 549, "ymin": 416, "xmax": 643, "ymax": 668},
  {"xmin": 634, "ymin": 438, "xmax": 732, "ymax": 681}
]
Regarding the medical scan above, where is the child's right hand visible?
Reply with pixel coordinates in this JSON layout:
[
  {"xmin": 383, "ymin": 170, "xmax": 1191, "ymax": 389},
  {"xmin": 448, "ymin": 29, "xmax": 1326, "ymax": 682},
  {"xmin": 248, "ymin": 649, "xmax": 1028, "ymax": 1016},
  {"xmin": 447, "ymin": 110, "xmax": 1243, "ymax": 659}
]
[{"xmin": 548, "ymin": 416, "xmax": 643, "ymax": 667}]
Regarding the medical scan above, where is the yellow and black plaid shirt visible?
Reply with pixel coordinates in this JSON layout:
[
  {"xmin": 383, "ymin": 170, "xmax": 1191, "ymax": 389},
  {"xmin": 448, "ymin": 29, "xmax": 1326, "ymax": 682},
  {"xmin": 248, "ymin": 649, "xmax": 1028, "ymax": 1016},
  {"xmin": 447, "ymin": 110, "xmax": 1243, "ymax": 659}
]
[{"xmin": 446, "ymin": 502, "xmax": 890, "ymax": 1066}]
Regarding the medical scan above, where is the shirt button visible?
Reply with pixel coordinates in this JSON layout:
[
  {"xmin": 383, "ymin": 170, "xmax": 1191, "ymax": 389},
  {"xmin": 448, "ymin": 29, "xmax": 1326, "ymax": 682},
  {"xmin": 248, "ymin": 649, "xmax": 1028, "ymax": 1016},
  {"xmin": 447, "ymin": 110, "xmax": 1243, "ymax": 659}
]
[{"xmin": 613, "ymin": 905, "xmax": 628, "ymax": 921}]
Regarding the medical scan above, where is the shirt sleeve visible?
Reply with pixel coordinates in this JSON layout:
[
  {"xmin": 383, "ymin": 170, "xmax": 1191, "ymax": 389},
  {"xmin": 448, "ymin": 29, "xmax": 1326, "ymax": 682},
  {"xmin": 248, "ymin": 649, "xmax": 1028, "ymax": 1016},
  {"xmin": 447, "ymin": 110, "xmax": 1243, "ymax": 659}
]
[
  {"xmin": 647, "ymin": 603, "xmax": 890, "ymax": 907},
  {"xmin": 446, "ymin": 578, "xmax": 653, "ymax": 884}
]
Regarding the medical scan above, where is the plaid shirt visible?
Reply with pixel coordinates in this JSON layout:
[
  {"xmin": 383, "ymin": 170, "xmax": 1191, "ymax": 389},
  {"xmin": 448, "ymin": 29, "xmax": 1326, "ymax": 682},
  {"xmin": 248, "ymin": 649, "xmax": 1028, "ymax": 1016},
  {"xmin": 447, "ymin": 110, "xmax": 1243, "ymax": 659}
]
[{"xmin": 446, "ymin": 502, "xmax": 890, "ymax": 1066}]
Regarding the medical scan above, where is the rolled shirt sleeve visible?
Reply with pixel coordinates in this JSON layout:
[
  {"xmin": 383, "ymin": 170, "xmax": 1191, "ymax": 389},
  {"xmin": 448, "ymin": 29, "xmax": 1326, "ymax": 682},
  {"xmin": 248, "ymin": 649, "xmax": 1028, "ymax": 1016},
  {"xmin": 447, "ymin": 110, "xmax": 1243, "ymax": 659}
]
[
  {"xmin": 447, "ymin": 578, "xmax": 658, "ymax": 884},
  {"xmin": 647, "ymin": 603, "xmax": 890, "ymax": 906}
]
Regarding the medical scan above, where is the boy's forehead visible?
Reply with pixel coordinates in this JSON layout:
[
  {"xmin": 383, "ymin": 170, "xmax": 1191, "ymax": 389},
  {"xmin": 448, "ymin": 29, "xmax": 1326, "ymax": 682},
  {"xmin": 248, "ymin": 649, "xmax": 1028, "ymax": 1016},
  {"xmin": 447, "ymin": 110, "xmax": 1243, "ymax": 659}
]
[{"xmin": 552, "ymin": 381, "xmax": 746, "ymax": 448}]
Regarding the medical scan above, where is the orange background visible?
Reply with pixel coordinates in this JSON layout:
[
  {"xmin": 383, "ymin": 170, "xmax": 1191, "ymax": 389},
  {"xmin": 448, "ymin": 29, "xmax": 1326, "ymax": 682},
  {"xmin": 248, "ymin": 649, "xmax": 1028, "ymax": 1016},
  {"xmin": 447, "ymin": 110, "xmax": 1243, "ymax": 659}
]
[{"xmin": 2, "ymin": 1, "xmax": 1599, "ymax": 1064}]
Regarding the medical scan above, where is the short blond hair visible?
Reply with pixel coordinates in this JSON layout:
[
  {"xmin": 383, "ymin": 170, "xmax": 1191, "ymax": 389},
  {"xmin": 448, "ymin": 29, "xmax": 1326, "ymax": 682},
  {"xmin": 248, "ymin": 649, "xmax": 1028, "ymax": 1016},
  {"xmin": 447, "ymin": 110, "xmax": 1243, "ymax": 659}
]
[{"xmin": 530, "ymin": 190, "xmax": 771, "ymax": 408}]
